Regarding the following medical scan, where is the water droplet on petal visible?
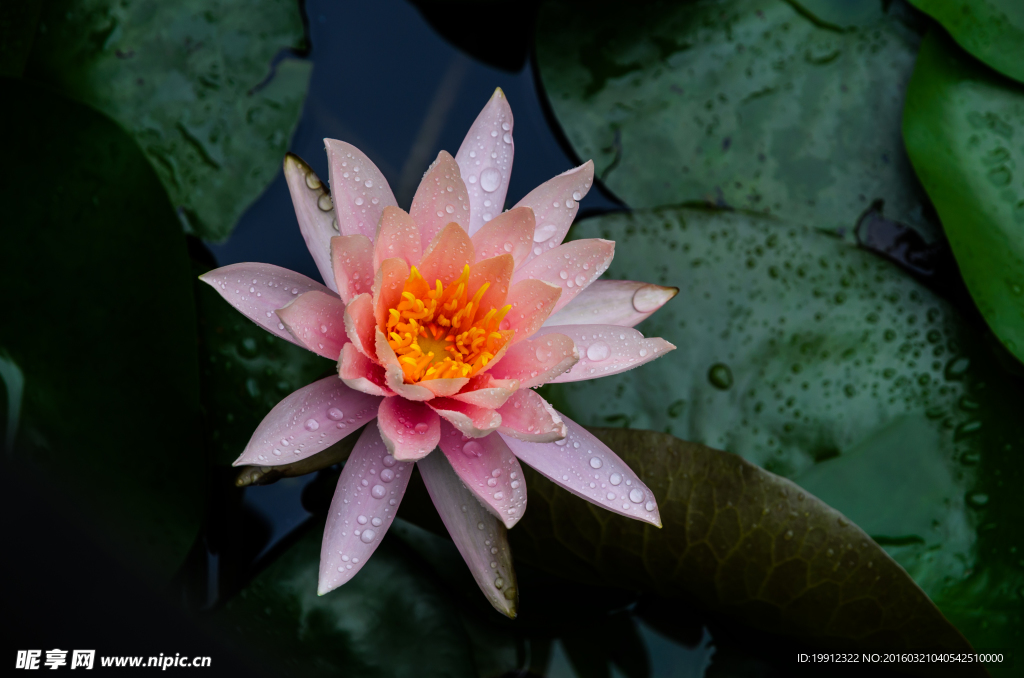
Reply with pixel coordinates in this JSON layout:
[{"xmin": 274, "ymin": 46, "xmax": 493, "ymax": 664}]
[
  {"xmin": 480, "ymin": 168, "xmax": 501, "ymax": 192},
  {"xmin": 304, "ymin": 419, "xmax": 319, "ymax": 431},
  {"xmin": 360, "ymin": 529, "xmax": 376, "ymax": 543},
  {"xmin": 629, "ymin": 488, "xmax": 644, "ymax": 503},
  {"xmin": 589, "ymin": 457, "xmax": 603, "ymax": 469},
  {"xmin": 587, "ymin": 341, "xmax": 611, "ymax": 362},
  {"xmin": 371, "ymin": 485, "xmax": 387, "ymax": 499},
  {"xmin": 328, "ymin": 408, "xmax": 345, "ymax": 421},
  {"xmin": 462, "ymin": 441, "xmax": 483, "ymax": 457}
]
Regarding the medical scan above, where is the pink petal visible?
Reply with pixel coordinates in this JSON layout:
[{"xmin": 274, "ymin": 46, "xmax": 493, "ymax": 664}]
[
  {"xmin": 331, "ymin": 235, "xmax": 374, "ymax": 304},
  {"xmin": 450, "ymin": 374, "xmax": 518, "ymax": 409},
  {"xmin": 417, "ymin": 450, "xmax": 518, "ymax": 617},
  {"xmin": 495, "ymin": 389, "xmax": 566, "ymax": 443},
  {"xmin": 429, "ymin": 398, "xmax": 502, "ymax": 438},
  {"xmin": 283, "ymin": 154, "xmax": 338, "ymax": 290},
  {"xmin": 511, "ymin": 239, "xmax": 614, "ymax": 314},
  {"xmin": 418, "ymin": 222, "xmax": 475, "ymax": 288},
  {"xmin": 339, "ymin": 343, "xmax": 391, "ymax": 396},
  {"xmin": 409, "ymin": 151, "xmax": 471, "ymax": 250},
  {"xmin": 438, "ymin": 423, "xmax": 527, "ymax": 528},
  {"xmin": 375, "ymin": 330, "xmax": 435, "ymax": 401},
  {"xmin": 377, "ymin": 397, "xmax": 441, "ymax": 461},
  {"xmin": 533, "ymin": 325, "xmax": 676, "ymax": 383},
  {"xmin": 516, "ymin": 161, "xmax": 594, "ymax": 267},
  {"xmin": 276, "ymin": 290, "xmax": 349, "ymax": 360},
  {"xmin": 372, "ymin": 257, "xmax": 410, "ymax": 331},
  {"xmin": 419, "ymin": 378, "xmax": 471, "ymax": 398},
  {"xmin": 501, "ymin": 279, "xmax": 562, "ymax": 344},
  {"xmin": 543, "ymin": 280, "xmax": 678, "ymax": 328},
  {"xmin": 471, "ymin": 206, "xmax": 536, "ymax": 267},
  {"xmin": 487, "ymin": 333, "xmax": 578, "ymax": 388},
  {"xmin": 455, "ymin": 88, "xmax": 514, "ymax": 236},
  {"xmin": 318, "ymin": 426, "xmax": 413, "ymax": 595},
  {"xmin": 467, "ymin": 253, "xmax": 514, "ymax": 312},
  {"xmin": 325, "ymin": 139, "xmax": 398, "ymax": 240},
  {"xmin": 343, "ymin": 293, "xmax": 377, "ymax": 359},
  {"xmin": 235, "ymin": 376, "xmax": 382, "ymax": 466},
  {"xmin": 500, "ymin": 415, "xmax": 662, "ymax": 527},
  {"xmin": 199, "ymin": 263, "xmax": 336, "ymax": 347},
  {"xmin": 373, "ymin": 206, "xmax": 422, "ymax": 271}
]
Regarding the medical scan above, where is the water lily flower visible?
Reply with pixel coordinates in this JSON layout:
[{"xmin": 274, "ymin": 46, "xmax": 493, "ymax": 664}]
[{"xmin": 201, "ymin": 89, "xmax": 676, "ymax": 617}]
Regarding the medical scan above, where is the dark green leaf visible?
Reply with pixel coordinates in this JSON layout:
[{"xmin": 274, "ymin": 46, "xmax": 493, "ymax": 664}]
[
  {"xmin": 193, "ymin": 261, "xmax": 336, "ymax": 467},
  {"xmin": 512, "ymin": 428, "xmax": 980, "ymax": 664},
  {"xmin": 908, "ymin": 1, "xmax": 1024, "ymax": 84},
  {"xmin": 0, "ymin": 0, "xmax": 41, "ymax": 76},
  {"xmin": 0, "ymin": 77, "xmax": 203, "ymax": 579},
  {"xmin": 540, "ymin": 207, "xmax": 1023, "ymax": 665},
  {"xmin": 535, "ymin": 0, "xmax": 936, "ymax": 237},
  {"xmin": 902, "ymin": 29, "xmax": 1024, "ymax": 365},
  {"xmin": 26, "ymin": 0, "xmax": 312, "ymax": 241},
  {"xmin": 211, "ymin": 522, "xmax": 478, "ymax": 678}
]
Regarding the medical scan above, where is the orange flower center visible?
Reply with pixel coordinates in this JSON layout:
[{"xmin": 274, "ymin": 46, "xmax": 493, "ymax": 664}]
[{"xmin": 386, "ymin": 264, "xmax": 513, "ymax": 383}]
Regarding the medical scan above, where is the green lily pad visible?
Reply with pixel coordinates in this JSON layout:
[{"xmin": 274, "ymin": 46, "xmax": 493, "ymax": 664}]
[
  {"xmin": 535, "ymin": 0, "xmax": 937, "ymax": 237},
  {"xmin": 0, "ymin": 77, "xmax": 203, "ymax": 580},
  {"xmin": 211, "ymin": 522, "xmax": 477, "ymax": 678},
  {"xmin": 192, "ymin": 257, "xmax": 336, "ymax": 467},
  {"xmin": 903, "ymin": 29, "xmax": 1024, "ymax": 365},
  {"xmin": 512, "ymin": 428, "xmax": 980, "ymax": 663},
  {"xmin": 25, "ymin": 0, "xmax": 311, "ymax": 242},
  {"xmin": 908, "ymin": 1, "xmax": 1024, "ymax": 84},
  {"xmin": 540, "ymin": 207, "xmax": 1023, "ymax": 663}
]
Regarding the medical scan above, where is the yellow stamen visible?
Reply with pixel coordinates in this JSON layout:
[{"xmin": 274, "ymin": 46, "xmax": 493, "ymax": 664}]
[{"xmin": 385, "ymin": 264, "xmax": 513, "ymax": 383}]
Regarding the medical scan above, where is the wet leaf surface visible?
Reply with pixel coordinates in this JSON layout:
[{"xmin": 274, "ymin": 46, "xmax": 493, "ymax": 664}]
[
  {"xmin": 26, "ymin": 0, "xmax": 311, "ymax": 241},
  {"xmin": 511, "ymin": 428, "xmax": 979, "ymax": 665},
  {"xmin": 908, "ymin": 0, "xmax": 1024, "ymax": 84},
  {"xmin": 0, "ymin": 77, "xmax": 203, "ymax": 579},
  {"xmin": 210, "ymin": 520, "xmax": 478, "ymax": 678},
  {"xmin": 540, "ymin": 207, "xmax": 1023, "ymax": 665},
  {"xmin": 903, "ymin": 29, "xmax": 1024, "ymax": 366},
  {"xmin": 535, "ymin": 0, "xmax": 937, "ymax": 238}
]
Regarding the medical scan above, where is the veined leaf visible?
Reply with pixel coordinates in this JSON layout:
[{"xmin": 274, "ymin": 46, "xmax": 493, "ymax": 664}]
[{"xmin": 513, "ymin": 428, "xmax": 981, "ymax": 665}]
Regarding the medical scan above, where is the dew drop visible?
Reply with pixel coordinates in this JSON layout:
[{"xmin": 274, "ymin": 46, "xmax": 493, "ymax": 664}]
[
  {"xmin": 462, "ymin": 441, "xmax": 483, "ymax": 458},
  {"xmin": 371, "ymin": 485, "xmax": 387, "ymax": 499},
  {"xmin": 317, "ymin": 194, "xmax": 333, "ymax": 212},
  {"xmin": 328, "ymin": 408, "xmax": 345, "ymax": 421},
  {"xmin": 360, "ymin": 529, "xmax": 376, "ymax": 543},
  {"xmin": 480, "ymin": 168, "xmax": 501, "ymax": 192},
  {"xmin": 304, "ymin": 419, "xmax": 319, "ymax": 431},
  {"xmin": 414, "ymin": 422, "xmax": 429, "ymax": 434},
  {"xmin": 628, "ymin": 488, "xmax": 645, "ymax": 503},
  {"xmin": 380, "ymin": 468, "xmax": 395, "ymax": 483},
  {"xmin": 609, "ymin": 473, "xmax": 622, "ymax": 486},
  {"xmin": 586, "ymin": 341, "xmax": 611, "ymax": 362},
  {"xmin": 357, "ymin": 515, "xmax": 368, "ymax": 525},
  {"xmin": 708, "ymin": 363, "xmax": 733, "ymax": 390},
  {"xmin": 589, "ymin": 457, "xmax": 603, "ymax": 469}
]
